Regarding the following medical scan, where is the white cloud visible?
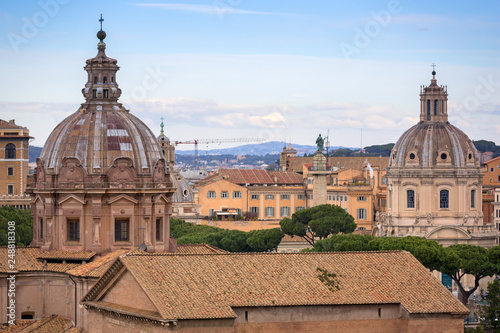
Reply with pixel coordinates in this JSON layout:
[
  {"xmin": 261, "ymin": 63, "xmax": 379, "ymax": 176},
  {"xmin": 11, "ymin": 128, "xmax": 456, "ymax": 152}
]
[{"xmin": 132, "ymin": 3, "xmax": 285, "ymax": 16}]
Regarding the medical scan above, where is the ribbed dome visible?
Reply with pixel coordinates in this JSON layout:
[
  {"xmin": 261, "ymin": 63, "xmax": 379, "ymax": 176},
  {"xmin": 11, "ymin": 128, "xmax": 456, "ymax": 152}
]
[
  {"xmin": 389, "ymin": 122, "xmax": 479, "ymax": 168},
  {"xmin": 40, "ymin": 108, "xmax": 162, "ymax": 174}
]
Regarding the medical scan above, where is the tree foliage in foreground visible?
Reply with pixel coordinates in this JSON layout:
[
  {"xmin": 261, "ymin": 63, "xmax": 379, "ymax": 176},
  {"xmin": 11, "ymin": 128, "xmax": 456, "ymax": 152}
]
[
  {"xmin": 170, "ymin": 218, "xmax": 283, "ymax": 252},
  {"xmin": 311, "ymin": 234, "xmax": 500, "ymax": 305},
  {"xmin": 279, "ymin": 205, "xmax": 356, "ymax": 246},
  {"xmin": 477, "ymin": 279, "xmax": 500, "ymax": 333},
  {"xmin": 0, "ymin": 206, "xmax": 33, "ymax": 246}
]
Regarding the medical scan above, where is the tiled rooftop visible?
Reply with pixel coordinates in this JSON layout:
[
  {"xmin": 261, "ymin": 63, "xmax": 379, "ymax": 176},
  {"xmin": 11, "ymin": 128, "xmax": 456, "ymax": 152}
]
[
  {"xmin": 176, "ymin": 244, "xmax": 228, "ymax": 254},
  {"xmin": 37, "ymin": 250, "xmax": 96, "ymax": 261},
  {"xmin": 66, "ymin": 249, "xmax": 131, "ymax": 278},
  {"xmin": 83, "ymin": 251, "xmax": 469, "ymax": 321},
  {"xmin": 288, "ymin": 156, "xmax": 390, "ymax": 174},
  {"xmin": 197, "ymin": 169, "xmax": 303, "ymax": 186},
  {"xmin": 0, "ymin": 315, "xmax": 83, "ymax": 332}
]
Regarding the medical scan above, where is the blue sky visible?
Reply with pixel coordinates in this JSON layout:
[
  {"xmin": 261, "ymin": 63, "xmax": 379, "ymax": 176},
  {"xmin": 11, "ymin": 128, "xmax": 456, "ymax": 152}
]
[{"xmin": 0, "ymin": 0, "xmax": 499, "ymax": 149}]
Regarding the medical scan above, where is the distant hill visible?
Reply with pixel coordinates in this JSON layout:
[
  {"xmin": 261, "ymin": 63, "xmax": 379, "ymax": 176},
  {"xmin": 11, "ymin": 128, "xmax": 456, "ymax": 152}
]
[
  {"xmin": 29, "ymin": 146, "xmax": 43, "ymax": 163},
  {"xmin": 176, "ymin": 141, "xmax": 355, "ymax": 156}
]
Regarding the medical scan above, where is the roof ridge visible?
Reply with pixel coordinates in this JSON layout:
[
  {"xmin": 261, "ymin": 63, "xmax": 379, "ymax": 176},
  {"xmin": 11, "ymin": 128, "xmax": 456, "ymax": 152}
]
[{"xmin": 124, "ymin": 250, "xmax": 406, "ymax": 257}]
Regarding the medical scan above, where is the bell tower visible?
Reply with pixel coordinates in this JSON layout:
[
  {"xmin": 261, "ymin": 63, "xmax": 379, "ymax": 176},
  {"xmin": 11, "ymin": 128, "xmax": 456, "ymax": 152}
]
[{"xmin": 419, "ymin": 65, "xmax": 448, "ymax": 123}]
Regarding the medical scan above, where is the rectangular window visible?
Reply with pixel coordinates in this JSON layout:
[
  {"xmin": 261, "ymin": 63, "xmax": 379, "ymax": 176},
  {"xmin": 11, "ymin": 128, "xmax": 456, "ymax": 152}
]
[
  {"xmin": 115, "ymin": 218, "xmax": 130, "ymax": 242},
  {"xmin": 265, "ymin": 207, "xmax": 275, "ymax": 217},
  {"xmin": 491, "ymin": 167, "xmax": 494, "ymax": 172},
  {"xmin": 207, "ymin": 191, "xmax": 216, "ymax": 198},
  {"xmin": 471, "ymin": 189, "xmax": 476, "ymax": 209},
  {"xmin": 356, "ymin": 208, "xmax": 367, "ymax": 220},
  {"xmin": 92, "ymin": 89, "xmax": 97, "ymax": 98},
  {"xmin": 265, "ymin": 194, "xmax": 274, "ymax": 200},
  {"xmin": 236, "ymin": 209, "xmax": 242, "ymax": 216},
  {"xmin": 381, "ymin": 177, "xmax": 387, "ymax": 185},
  {"xmin": 345, "ymin": 196, "xmax": 348, "ymax": 202},
  {"xmin": 155, "ymin": 218, "xmax": 163, "ymax": 241},
  {"xmin": 221, "ymin": 191, "xmax": 229, "ymax": 198},
  {"xmin": 295, "ymin": 206, "xmax": 304, "ymax": 212},
  {"xmin": 67, "ymin": 218, "xmax": 80, "ymax": 242},
  {"xmin": 297, "ymin": 194, "xmax": 304, "ymax": 200},
  {"xmin": 280, "ymin": 206, "xmax": 290, "ymax": 217},
  {"xmin": 7, "ymin": 167, "xmax": 13, "ymax": 176},
  {"xmin": 250, "ymin": 207, "xmax": 259, "ymax": 214},
  {"xmin": 357, "ymin": 196, "xmax": 367, "ymax": 202},
  {"xmin": 209, "ymin": 209, "xmax": 214, "ymax": 217},
  {"xmin": 440, "ymin": 190, "xmax": 449, "ymax": 209},
  {"xmin": 251, "ymin": 194, "xmax": 259, "ymax": 200},
  {"xmin": 281, "ymin": 194, "xmax": 290, "ymax": 200},
  {"xmin": 7, "ymin": 185, "xmax": 13, "ymax": 195},
  {"xmin": 39, "ymin": 218, "xmax": 43, "ymax": 240},
  {"xmin": 497, "ymin": 175, "xmax": 500, "ymax": 182},
  {"xmin": 340, "ymin": 196, "xmax": 343, "ymax": 202},
  {"xmin": 103, "ymin": 89, "xmax": 109, "ymax": 98},
  {"xmin": 233, "ymin": 191, "xmax": 242, "ymax": 199},
  {"xmin": 498, "ymin": 165, "xmax": 500, "ymax": 169},
  {"xmin": 407, "ymin": 190, "xmax": 415, "ymax": 209}
]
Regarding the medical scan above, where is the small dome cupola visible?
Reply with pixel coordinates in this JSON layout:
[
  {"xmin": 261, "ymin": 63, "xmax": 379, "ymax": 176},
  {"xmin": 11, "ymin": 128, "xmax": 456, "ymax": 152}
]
[
  {"xmin": 81, "ymin": 14, "xmax": 122, "ymax": 104},
  {"xmin": 419, "ymin": 64, "xmax": 448, "ymax": 123}
]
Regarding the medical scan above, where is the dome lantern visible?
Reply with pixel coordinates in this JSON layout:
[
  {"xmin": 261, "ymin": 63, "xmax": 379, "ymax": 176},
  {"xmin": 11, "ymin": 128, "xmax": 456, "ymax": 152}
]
[{"xmin": 419, "ymin": 64, "xmax": 448, "ymax": 123}]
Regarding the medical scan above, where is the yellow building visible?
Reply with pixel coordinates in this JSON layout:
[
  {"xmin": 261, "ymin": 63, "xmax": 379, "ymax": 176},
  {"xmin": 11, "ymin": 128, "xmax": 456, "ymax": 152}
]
[{"xmin": 0, "ymin": 119, "xmax": 32, "ymax": 209}]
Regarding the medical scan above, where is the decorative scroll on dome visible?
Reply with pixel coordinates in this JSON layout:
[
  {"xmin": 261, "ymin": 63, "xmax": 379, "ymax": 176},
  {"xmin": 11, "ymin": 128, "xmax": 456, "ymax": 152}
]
[{"xmin": 107, "ymin": 157, "xmax": 137, "ymax": 187}]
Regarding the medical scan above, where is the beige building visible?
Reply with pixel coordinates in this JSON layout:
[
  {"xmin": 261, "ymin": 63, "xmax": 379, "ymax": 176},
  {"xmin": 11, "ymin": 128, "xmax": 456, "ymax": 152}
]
[
  {"xmin": 376, "ymin": 70, "xmax": 498, "ymax": 247},
  {"xmin": 0, "ymin": 119, "xmax": 32, "ymax": 209},
  {"xmin": 80, "ymin": 251, "xmax": 468, "ymax": 333}
]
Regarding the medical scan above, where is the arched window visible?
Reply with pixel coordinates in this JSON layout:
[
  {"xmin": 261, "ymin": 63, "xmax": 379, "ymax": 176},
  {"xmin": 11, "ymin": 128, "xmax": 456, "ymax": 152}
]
[
  {"xmin": 111, "ymin": 76, "xmax": 114, "ymax": 83},
  {"xmin": 5, "ymin": 143, "xmax": 15, "ymax": 159},
  {"xmin": 94, "ymin": 76, "xmax": 97, "ymax": 84},
  {"xmin": 103, "ymin": 76, "xmax": 107, "ymax": 83},
  {"xmin": 427, "ymin": 100, "xmax": 431, "ymax": 120},
  {"xmin": 434, "ymin": 99, "xmax": 438, "ymax": 116},
  {"xmin": 407, "ymin": 189, "xmax": 415, "ymax": 208},
  {"xmin": 440, "ymin": 189, "xmax": 449, "ymax": 209},
  {"xmin": 471, "ymin": 189, "xmax": 476, "ymax": 209}
]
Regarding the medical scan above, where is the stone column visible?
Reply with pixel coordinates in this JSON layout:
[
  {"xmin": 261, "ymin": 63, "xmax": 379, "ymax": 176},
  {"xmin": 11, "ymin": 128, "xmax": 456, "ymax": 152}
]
[{"xmin": 310, "ymin": 151, "xmax": 329, "ymax": 207}]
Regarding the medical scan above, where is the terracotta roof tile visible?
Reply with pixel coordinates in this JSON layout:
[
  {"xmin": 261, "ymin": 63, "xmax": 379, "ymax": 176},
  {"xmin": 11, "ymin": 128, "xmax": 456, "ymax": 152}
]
[
  {"xmin": 288, "ymin": 156, "xmax": 390, "ymax": 174},
  {"xmin": 0, "ymin": 119, "xmax": 26, "ymax": 130},
  {"xmin": 176, "ymin": 244, "xmax": 228, "ymax": 254},
  {"xmin": 196, "ymin": 169, "xmax": 302, "ymax": 186},
  {"xmin": 66, "ymin": 249, "xmax": 130, "ymax": 278},
  {"xmin": 0, "ymin": 315, "xmax": 81, "ymax": 333},
  {"xmin": 83, "ymin": 251, "xmax": 468, "ymax": 321},
  {"xmin": 37, "ymin": 250, "xmax": 96, "ymax": 261}
]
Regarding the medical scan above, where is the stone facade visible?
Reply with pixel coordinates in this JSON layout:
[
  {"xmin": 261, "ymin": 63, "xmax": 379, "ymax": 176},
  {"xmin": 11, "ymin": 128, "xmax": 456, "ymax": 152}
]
[
  {"xmin": 0, "ymin": 119, "xmax": 31, "ymax": 209},
  {"xmin": 377, "ymin": 71, "xmax": 498, "ymax": 247},
  {"xmin": 25, "ymin": 28, "xmax": 175, "ymax": 254}
]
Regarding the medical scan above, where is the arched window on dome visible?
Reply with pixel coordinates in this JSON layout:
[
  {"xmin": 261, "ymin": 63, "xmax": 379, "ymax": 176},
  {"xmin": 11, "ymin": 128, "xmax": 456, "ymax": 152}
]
[
  {"xmin": 94, "ymin": 76, "xmax": 97, "ymax": 84},
  {"xmin": 440, "ymin": 189, "xmax": 449, "ymax": 209},
  {"xmin": 434, "ymin": 99, "xmax": 438, "ymax": 116},
  {"xmin": 407, "ymin": 190, "xmax": 415, "ymax": 209},
  {"xmin": 471, "ymin": 189, "xmax": 476, "ymax": 209},
  {"xmin": 5, "ymin": 143, "xmax": 15, "ymax": 159},
  {"xmin": 427, "ymin": 100, "xmax": 431, "ymax": 120}
]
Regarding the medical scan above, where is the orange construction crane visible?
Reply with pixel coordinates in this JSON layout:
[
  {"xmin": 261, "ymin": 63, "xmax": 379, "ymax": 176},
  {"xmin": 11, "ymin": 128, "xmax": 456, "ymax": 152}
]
[{"xmin": 174, "ymin": 138, "xmax": 267, "ymax": 170}]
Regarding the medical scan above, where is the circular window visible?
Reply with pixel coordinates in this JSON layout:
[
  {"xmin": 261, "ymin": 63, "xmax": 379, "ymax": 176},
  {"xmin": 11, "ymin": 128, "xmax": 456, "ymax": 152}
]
[
  {"xmin": 409, "ymin": 153, "xmax": 416, "ymax": 160},
  {"xmin": 441, "ymin": 153, "xmax": 447, "ymax": 160},
  {"xmin": 468, "ymin": 153, "xmax": 472, "ymax": 160},
  {"xmin": 182, "ymin": 189, "xmax": 189, "ymax": 197}
]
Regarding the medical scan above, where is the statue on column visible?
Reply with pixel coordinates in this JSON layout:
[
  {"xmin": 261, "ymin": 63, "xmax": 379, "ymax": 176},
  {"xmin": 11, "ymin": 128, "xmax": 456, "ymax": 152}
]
[{"xmin": 316, "ymin": 134, "xmax": 324, "ymax": 152}]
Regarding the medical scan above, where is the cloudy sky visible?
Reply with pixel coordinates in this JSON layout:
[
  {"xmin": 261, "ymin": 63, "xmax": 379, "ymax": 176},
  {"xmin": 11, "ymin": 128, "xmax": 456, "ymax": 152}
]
[{"xmin": 0, "ymin": 0, "xmax": 499, "ymax": 150}]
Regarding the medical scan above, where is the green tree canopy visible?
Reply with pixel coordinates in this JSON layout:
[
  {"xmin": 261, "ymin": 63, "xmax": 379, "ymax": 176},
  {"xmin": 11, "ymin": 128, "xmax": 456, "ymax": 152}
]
[
  {"xmin": 279, "ymin": 204, "xmax": 356, "ymax": 245},
  {"xmin": 0, "ymin": 206, "xmax": 33, "ymax": 246},
  {"xmin": 478, "ymin": 279, "xmax": 500, "ymax": 332},
  {"xmin": 170, "ymin": 218, "xmax": 284, "ymax": 252}
]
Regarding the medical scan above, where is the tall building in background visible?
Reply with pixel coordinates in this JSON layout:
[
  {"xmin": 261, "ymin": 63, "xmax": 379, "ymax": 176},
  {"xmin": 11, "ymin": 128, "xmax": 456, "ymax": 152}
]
[
  {"xmin": 378, "ymin": 70, "xmax": 498, "ymax": 247},
  {"xmin": 0, "ymin": 119, "xmax": 31, "ymax": 209}
]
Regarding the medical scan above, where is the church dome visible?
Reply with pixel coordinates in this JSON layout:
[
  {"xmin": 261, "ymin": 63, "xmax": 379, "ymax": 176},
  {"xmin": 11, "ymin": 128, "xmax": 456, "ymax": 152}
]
[
  {"xmin": 389, "ymin": 122, "xmax": 479, "ymax": 168},
  {"xmin": 389, "ymin": 71, "xmax": 479, "ymax": 169},
  {"xmin": 39, "ymin": 28, "xmax": 162, "ymax": 175}
]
